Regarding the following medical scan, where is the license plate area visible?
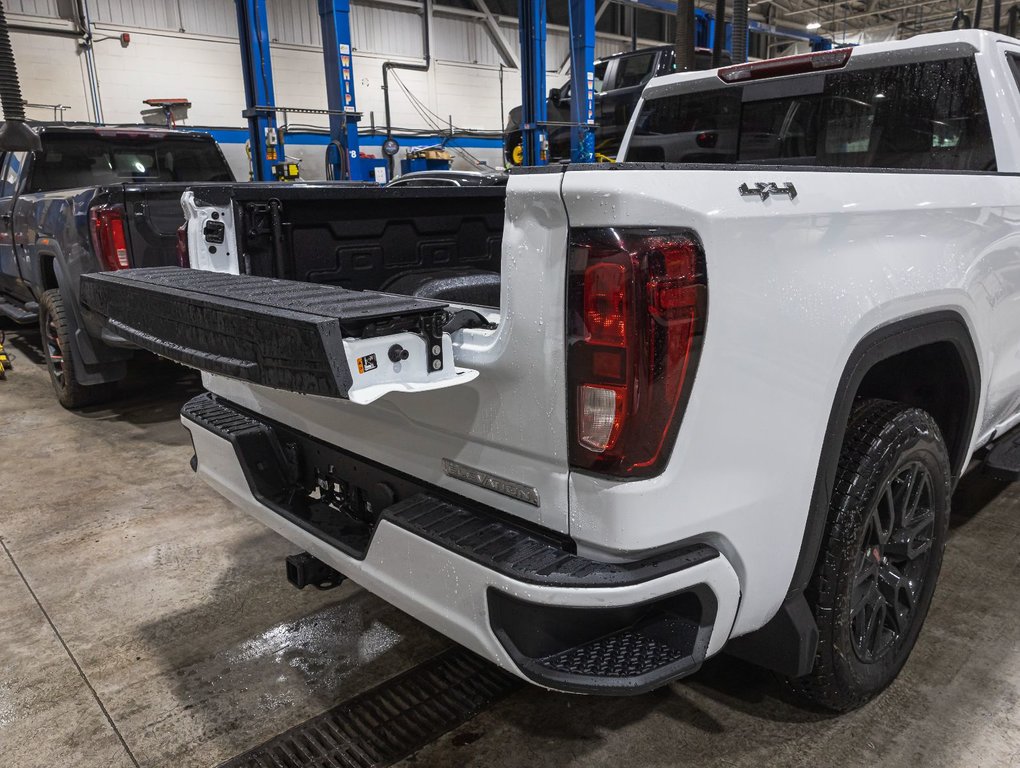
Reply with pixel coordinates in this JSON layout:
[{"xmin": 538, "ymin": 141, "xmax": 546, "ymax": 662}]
[
  {"xmin": 275, "ymin": 421, "xmax": 427, "ymax": 558},
  {"xmin": 182, "ymin": 392, "xmax": 429, "ymax": 559}
]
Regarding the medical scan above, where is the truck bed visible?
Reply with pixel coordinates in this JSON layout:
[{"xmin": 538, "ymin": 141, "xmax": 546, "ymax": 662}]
[{"xmin": 188, "ymin": 183, "xmax": 506, "ymax": 306}]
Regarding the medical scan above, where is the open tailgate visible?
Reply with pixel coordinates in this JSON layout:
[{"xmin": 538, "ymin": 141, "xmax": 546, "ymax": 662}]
[{"xmin": 80, "ymin": 267, "xmax": 478, "ymax": 404}]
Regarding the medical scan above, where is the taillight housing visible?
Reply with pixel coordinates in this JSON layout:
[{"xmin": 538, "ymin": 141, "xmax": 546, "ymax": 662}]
[
  {"xmin": 89, "ymin": 205, "xmax": 130, "ymax": 270},
  {"xmin": 176, "ymin": 222, "xmax": 190, "ymax": 268},
  {"xmin": 568, "ymin": 228, "xmax": 707, "ymax": 478}
]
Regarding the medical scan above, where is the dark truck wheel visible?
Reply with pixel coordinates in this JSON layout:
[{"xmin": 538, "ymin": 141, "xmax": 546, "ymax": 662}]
[
  {"xmin": 39, "ymin": 288, "xmax": 116, "ymax": 409},
  {"xmin": 790, "ymin": 398, "xmax": 950, "ymax": 712}
]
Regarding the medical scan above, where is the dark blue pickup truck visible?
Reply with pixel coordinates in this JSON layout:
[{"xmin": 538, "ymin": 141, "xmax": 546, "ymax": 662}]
[{"xmin": 0, "ymin": 124, "xmax": 233, "ymax": 407}]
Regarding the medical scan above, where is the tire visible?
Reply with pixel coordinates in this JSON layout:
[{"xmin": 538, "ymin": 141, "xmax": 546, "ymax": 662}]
[
  {"xmin": 39, "ymin": 288, "xmax": 116, "ymax": 409},
  {"xmin": 789, "ymin": 398, "xmax": 951, "ymax": 712}
]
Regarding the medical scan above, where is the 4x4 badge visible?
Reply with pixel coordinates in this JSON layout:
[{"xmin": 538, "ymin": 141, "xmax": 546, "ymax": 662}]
[{"xmin": 739, "ymin": 181, "xmax": 798, "ymax": 201}]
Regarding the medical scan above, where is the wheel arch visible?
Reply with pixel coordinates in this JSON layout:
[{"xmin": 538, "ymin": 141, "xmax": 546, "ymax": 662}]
[
  {"xmin": 29, "ymin": 241, "xmax": 64, "ymax": 298},
  {"xmin": 793, "ymin": 309, "xmax": 980, "ymax": 599},
  {"xmin": 726, "ymin": 309, "xmax": 980, "ymax": 677}
]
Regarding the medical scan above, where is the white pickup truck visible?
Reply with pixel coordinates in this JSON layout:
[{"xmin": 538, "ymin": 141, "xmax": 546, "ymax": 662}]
[{"xmin": 82, "ymin": 29, "xmax": 1020, "ymax": 712}]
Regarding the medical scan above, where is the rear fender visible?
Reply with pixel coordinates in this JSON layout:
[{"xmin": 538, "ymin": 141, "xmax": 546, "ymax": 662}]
[
  {"xmin": 49, "ymin": 255, "xmax": 129, "ymax": 385},
  {"xmin": 727, "ymin": 310, "xmax": 980, "ymax": 676}
]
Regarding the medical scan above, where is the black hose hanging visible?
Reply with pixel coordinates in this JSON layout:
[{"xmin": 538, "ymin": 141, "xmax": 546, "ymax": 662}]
[
  {"xmin": 0, "ymin": 0, "xmax": 25, "ymax": 122},
  {"xmin": 383, "ymin": 0, "xmax": 431, "ymax": 177},
  {"xmin": 974, "ymin": 0, "xmax": 984, "ymax": 28},
  {"xmin": 712, "ymin": 0, "xmax": 726, "ymax": 67},
  {"xmin": 951, "ymin": 9, "xmax": 972, "ymax": 27},
  {"xmin": 0, "ymin": 0, "xmax": 40, "ymax": 150},
  {"xmin": 994, "ymin": 0, "xmax": 1002, "ymax": 31},
  {"xmin": 732, "ymin": 0, "xmax": 748, "ymax": 64},
  {"xmin": 1009, "ymin": 4, "xmax": 1019, "ymax": 35},
  {"xmin": 674, "ymin": 0, "xmax": 696, "ymax": 71}
]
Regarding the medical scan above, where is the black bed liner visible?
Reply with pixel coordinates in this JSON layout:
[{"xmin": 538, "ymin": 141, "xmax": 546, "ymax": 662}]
[{"xmin": 81, "ymin": 266, "xmax": 449, "ymax": 399}]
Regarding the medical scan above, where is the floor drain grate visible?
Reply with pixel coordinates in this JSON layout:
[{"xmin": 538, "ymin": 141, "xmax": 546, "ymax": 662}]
[{"xmin": 217, "ymin": 647, "xmax": 521, "ymax": 768}]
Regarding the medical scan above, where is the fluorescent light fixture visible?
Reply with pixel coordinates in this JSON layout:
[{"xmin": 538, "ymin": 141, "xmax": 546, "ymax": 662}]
[{"xmin": 806, "ymin": 21, "xmax": 822, "ymax": 29}]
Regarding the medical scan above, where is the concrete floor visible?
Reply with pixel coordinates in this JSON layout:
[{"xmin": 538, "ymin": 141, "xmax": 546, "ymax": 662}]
[{"xmin": 1, "ymin": 321, "xmax": 1018, "ymax": 768}]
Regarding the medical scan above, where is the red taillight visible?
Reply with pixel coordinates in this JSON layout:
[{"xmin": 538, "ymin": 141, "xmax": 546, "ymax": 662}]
[
  {"xmin": 717, "ymin": 48, "xmax": 852, "ymax": 83},
  {"xmin": 568, "ymin": 228, "xmax": 707, "ymax": 477},
  {"xmin": 695, "ymin": 131, "xmax": 718, "ymax": 149},
  {"xmin": 176, "ymin": 222, "xmax": 190, "ymax": 268},
  {"xmin": 89, "ymin": 205, "xmax": 130, "ymax": 270}
]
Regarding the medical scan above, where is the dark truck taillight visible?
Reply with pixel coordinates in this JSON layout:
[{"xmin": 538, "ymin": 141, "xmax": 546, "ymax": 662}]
[
  {"xmin": 89, "ymin": 204, "xmax": 130, "ymax": 270},
  {"xmin": 567, "ymin": 228, "xmax": 707, "ymax": 478},
  {"xmin": 176, "ymin": 223, "xmax": 190, "ymax": 267}
]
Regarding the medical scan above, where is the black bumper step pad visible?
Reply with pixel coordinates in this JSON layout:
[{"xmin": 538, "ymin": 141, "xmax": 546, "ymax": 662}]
[
  {"xmin": 487, "ymin": 589, "xmax": 714, "ymax": 694},
  {"xmin": 386, "ymin": 494, "xmax": 719, "ymax": 588},
  {"xmin": 81, "ymin": 267, "xmax": 448, "ymax": 398},
  {"xmin": 539, "ymin": 616, "xmax": 698, "ymax": 678},
  {"xmin": 216, "ymin": 647, "xmax": 520, "ymax": 768}
]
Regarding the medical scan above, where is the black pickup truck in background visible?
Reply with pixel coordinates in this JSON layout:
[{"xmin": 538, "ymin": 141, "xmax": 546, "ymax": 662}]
[
  {"xmin": 0, "ymin": 124, "xmax": 234, "ymax": 407},
  {"xmin": 503, "ymin": 45, "xmax": 726, "ymax": 164}
]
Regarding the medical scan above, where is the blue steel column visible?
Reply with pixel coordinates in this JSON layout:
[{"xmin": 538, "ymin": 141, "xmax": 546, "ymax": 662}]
[
  {"xmin": 235, "ymin": 0, "xmax": 281, "ymax": 181},
  {"xmin": 318, "ymin": 0, "xmax": 364, "ymax": 181},
  {"xmin": 518, "ymin": 0, "xmax": 547, "ymax": 166},
  {"xmin": 568, "ymin": 0, "xmax": 595, "ymax": 163},
  {"xmin": 695, "ymin": 8, "xmax": 712, "ymax": 48}
]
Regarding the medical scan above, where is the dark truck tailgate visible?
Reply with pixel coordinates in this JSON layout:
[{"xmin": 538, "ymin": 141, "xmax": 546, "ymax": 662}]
[
  {"xmin": 80, "ymin": 267, "xmax": 478, "ymax": 402},
  {"xmin": 122, "ymin": 183, "xmax": 201, "ymax": 268}
]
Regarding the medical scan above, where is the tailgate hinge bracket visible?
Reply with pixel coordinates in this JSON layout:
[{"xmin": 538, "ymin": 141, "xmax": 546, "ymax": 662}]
[{"xmin": 421, "ymin": 314, "xmax": 445, "ymax": 374}]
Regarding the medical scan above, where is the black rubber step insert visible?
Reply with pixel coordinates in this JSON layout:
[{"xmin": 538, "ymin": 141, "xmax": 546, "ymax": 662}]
[
  {"xmin": 81, "ymin": 267, "xmax": 448, "ymax": 399},
  {"xmin": 488, "ymin": 589, "xmax": 713, "ymax": 694},
  {"xmin": 983, "ymin": 428, "xmax": 1020, "ymax": 481},
  {"xmin": 538, "ymin": 618, "xmax": 697, "ymax": 678},
  {"xmin": 216, "ymin": 647, "xmax": 519, "ymax": 768}
]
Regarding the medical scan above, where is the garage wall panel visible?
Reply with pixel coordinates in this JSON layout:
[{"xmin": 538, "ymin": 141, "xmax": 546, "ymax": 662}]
[
  {"xmin": 269, "ymin": 0, "xmax": 321, "ymax": 46},
  {"xmin": 92, "ymin": 31, "xmax": 245, "ymax": 125},
  {"xmin": 433, "ymin": 15, "xmax": 501, "ymax": 66},
  {"xmin": 351, "ymin": 3, "xmax": 424, "ymax": 58},
  {"xmin": 179, "ymin": 0, "xmax": 237, "ymax": 38},
  {"xmin": 90, "ymin": 0, "xmax": 178, "ymax": 30},
  {"xmin": 7, "ymin": 0, "xmax": 62, "ymax": 17},
  {"xmin": 10, "ymin": 29, "xmax": 91, "ymax": 121}
]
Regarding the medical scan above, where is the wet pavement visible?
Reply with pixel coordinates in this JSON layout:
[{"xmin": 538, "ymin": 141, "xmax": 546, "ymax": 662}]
[{"xmin": 1, "ymin": 320, "xmax": 1018, "ymax": 768}]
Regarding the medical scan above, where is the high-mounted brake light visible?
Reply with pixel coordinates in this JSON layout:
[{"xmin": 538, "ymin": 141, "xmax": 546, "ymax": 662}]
[
  {"xmin": 568, "ymin": 228, "xmax": 707, "ymax": 477},
  {"xmin": 89, "ymin": 205, "xmax": 130, "ymax": 270},
  {"xmin": 717, "ymin": 47, "xmax": 852, "ymax": 83}
]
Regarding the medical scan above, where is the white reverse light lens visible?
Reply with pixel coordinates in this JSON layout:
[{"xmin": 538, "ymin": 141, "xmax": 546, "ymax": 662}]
[{"xmin": 579, "ymin": 385, "xmax": 618, "ymax": 452}]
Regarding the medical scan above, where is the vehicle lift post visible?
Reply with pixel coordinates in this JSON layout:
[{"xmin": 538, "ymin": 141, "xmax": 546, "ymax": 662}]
[
  {"xmin": 318, "ymin": 0, "xmax": 366, "ymax": 181},
  {"xmin": 517, "ymin": 0, "xmax": 547, "ymax": 166},
  {"xmin": 235, "ymin": 0, "xmax": 283, "ymax": 182},
  {"xmin": 568, "ymin": 0, "xmax": 596, "ymax": 163}
]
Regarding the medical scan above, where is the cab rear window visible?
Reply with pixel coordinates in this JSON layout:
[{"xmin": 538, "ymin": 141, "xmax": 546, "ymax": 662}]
[
  {"xmin": 28, "ymin": 135, "xmax": 234, "ymax": 192},
  {"xmin": 626, "ymin": 55, "xmax": 995, "ymax": 172}
]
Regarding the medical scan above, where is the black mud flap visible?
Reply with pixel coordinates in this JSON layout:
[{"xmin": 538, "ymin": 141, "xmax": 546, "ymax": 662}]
[{"xmin": 81, "ymin": 267, "xmax": 478, "ymax": 402}]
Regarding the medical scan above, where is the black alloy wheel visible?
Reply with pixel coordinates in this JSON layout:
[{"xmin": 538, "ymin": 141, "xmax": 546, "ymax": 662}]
[
  {"xmin": 789, "ymin": 398, "xmax": 951, "ymax": 712},
  {"xmin": 850, "ymin": 460, "xmax": 936, "ymax": 664}
]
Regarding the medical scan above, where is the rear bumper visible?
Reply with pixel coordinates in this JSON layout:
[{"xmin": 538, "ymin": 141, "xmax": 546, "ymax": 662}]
[{"xmin": 182, "ymin": 394, "xmax": 741, "ymax": 694}]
